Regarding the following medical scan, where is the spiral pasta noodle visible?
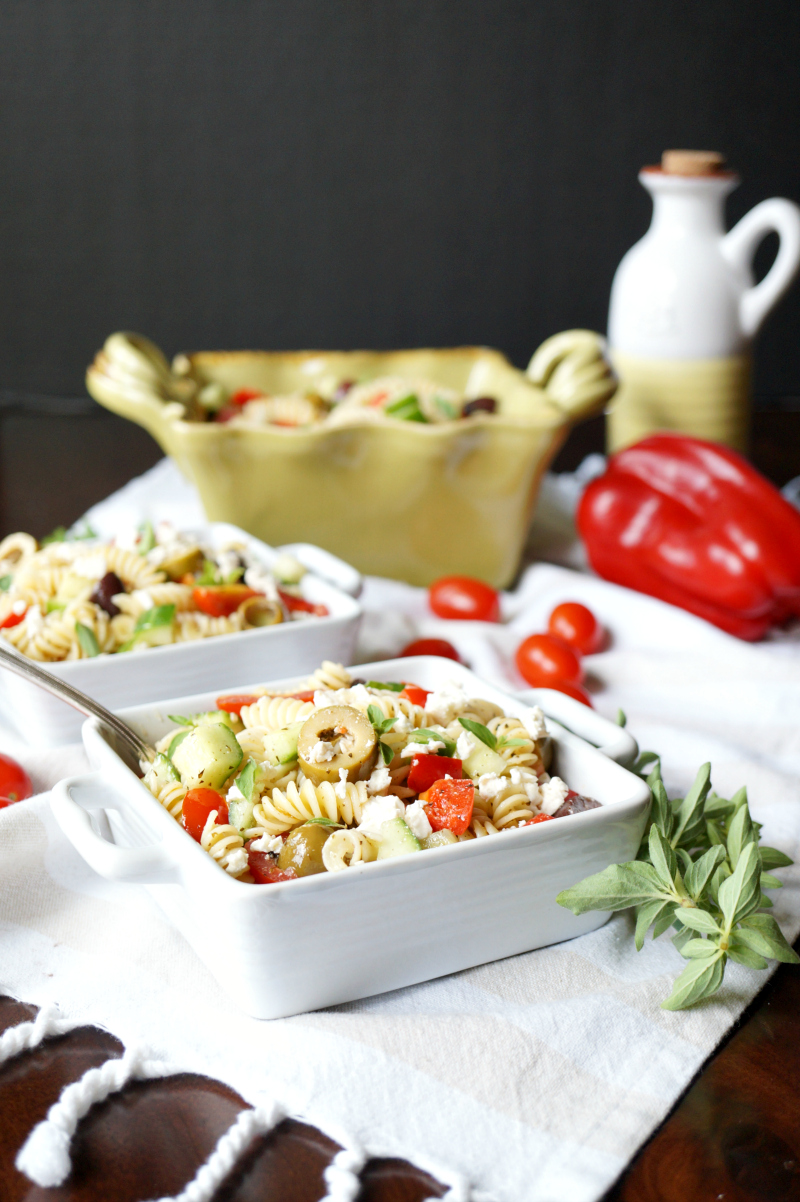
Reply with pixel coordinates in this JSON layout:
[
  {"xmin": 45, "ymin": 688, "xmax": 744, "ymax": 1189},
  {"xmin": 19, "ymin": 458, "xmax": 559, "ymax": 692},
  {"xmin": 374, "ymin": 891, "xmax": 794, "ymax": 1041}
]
[
  {"xmin": 306, "ymin": 661, "xmax": 353, "ymax": 692},
  {"xmin": 254, "ymin": 778, "xmax": 370, "ymax": 835},
  {"xmin": 174, "ymin": 611, "xmax": 245, "ymax": 641},
  {"xmin": 201, "ymin": 813, "xmax": 248, "ymax": 876},
  {"xmin": 322, "ymin": 829, "xmax": 378, "ymax": 872},
  {"xmin": 103, "ymin": 545, "xmax": 167, "ymax": 589},
  {"xmin": 240, "ymin": 695, "xmax": 316, "ymax": 732}
]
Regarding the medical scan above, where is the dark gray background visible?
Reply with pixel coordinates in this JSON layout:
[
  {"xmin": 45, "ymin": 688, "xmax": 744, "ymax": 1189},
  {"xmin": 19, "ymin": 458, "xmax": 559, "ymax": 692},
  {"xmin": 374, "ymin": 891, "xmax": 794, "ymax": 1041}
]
[{"xmin": 0, "ymin": 0, "xmax": 798, "ymax": 398}]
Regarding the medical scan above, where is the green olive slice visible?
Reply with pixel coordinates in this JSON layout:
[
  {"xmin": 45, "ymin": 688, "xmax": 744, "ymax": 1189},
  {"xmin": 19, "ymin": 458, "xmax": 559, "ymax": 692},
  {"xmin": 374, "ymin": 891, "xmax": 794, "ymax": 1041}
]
[
  {"xmin": 297, "ymin": 704, "xmax": 377, "ymax": 785},
  {"xmin": 277, "ymin": 822, "xmax": 334, "ymax": 876}
]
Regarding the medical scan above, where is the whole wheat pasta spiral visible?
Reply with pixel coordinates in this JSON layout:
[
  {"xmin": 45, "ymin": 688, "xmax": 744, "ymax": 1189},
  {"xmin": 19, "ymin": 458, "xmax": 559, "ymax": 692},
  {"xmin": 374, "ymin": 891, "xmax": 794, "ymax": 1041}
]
[
  {"xmin": 322, "ymin": 829, "xmax": 378, "ymax": 872},
  {"xmin": 240, "ymin": 695, "xmax": 315, "ymax": 732}
]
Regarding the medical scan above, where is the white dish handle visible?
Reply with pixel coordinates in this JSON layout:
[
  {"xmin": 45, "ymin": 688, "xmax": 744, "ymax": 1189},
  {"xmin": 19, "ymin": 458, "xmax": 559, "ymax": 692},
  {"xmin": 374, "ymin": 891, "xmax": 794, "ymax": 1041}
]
[
  {"xmin": 277, "ymin": 542, "xmax": 363, "ymax": 597},
  {"xmin": 51, "ymin": 773, "xmax": 179, "ymax": 884},
  {"xmin": 516, "ymin": 688, "xmax": 639, "ymax": 766}
]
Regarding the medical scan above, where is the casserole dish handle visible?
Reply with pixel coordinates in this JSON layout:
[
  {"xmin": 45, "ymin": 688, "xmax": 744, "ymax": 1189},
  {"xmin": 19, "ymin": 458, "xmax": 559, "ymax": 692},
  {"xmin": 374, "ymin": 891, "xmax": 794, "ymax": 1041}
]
[
  {"xmin": 517, "ymin": 687, "xmax": 638, "ymax": 766},
  {"xmin": 51, "ymin": 774, "xmax": 179, "ymax": 884}
]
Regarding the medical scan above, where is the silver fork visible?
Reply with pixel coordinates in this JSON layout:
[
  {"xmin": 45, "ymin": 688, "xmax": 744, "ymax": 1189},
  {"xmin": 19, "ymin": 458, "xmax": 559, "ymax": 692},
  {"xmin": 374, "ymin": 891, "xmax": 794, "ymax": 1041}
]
[{"xmin": 0, "ymin": 641, "xmax": 154, "ymax": 772}]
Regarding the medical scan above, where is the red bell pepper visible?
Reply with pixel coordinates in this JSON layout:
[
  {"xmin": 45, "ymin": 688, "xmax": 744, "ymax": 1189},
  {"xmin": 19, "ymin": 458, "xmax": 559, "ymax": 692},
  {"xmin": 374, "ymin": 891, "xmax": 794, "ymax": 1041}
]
[
  {"xmin": 421, "ymin": 777, "xmax": 474, "ymax": 836},
  {"xmin": 407, "ymin": 753, "xmax": 462, "ymax": 793},
  {"xmin": 578, "ymin": 434, "xmax": 800, "ymax": 641}
]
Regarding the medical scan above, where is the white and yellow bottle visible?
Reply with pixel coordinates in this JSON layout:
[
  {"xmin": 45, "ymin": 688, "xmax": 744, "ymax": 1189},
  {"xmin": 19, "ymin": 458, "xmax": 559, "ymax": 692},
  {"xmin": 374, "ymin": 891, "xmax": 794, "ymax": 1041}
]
[{"xmin": 607, "ymin": 150, "xmax": 800, "ymax": 452}]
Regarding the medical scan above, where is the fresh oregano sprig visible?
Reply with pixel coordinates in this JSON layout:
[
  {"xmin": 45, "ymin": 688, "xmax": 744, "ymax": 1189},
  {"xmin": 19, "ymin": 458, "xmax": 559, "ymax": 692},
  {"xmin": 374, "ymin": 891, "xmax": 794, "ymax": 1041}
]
[{"xmin": 556, "ymin": 739, "xmax": 797, "ymax": 1010}]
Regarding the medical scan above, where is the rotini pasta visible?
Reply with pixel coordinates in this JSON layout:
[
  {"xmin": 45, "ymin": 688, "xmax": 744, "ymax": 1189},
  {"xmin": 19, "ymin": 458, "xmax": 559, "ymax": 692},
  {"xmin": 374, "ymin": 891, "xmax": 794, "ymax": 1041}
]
[{"xmin": 142, "ymin": 663, "xmax": 600, "ymax": 883}]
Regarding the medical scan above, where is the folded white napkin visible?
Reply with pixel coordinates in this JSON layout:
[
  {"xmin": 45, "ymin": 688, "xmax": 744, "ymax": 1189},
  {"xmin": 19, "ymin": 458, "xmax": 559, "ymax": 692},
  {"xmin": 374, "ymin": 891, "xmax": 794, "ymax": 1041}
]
[{"xmin": 1, "ymin": 459, "xmax": 799, "ymax": 1202}]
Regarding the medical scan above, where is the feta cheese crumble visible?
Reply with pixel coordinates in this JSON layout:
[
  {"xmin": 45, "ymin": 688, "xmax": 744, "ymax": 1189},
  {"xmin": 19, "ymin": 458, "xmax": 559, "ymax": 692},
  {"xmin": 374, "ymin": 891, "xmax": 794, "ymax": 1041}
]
[
  {"xmin": 357, "ymin": 795, "xmax": 406, "ymax": 837},
  {"xmin": 456, "ymin": 730, "xmax": 476, "ymax": 761},
  {"xmin": 367, "ymin": 765, "xmax": 392, "ymax": 794},
  {"xmin": 225, "ymin": 848, "xmax": 250, "ymax": 876},
  {"xmin": 226, "ymin": 782, "xmax": 246, "ymax": 803},
  {"xmin": 477, "ymin": 773, "xmax": 507, "ymax": 802},
  {"xmin": 426, "ymin": 680, "xmax": 470, "ymax": 726},
  {"xmin": 249, "ymin": 833, "xmax": 283, "ymax": 855},
  {"xmin": 540, "ymin": 776, "xmax": 570, "ymax": 816},
  {"xmin": 403, "ymin": 800, "xmax": 432, "ymax": 840},
  {"xmin": 519, "ymin": 706, "xmax": 548, "ymax": 741},
  {"xmin": 401, "ymin": 740, "xmax": 444, "ymax": 758}
]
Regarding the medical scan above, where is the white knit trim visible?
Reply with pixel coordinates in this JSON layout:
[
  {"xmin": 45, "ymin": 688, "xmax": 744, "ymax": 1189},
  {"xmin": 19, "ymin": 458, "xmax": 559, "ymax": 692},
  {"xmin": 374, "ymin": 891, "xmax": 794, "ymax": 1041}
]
[
  {"xmin": 321, "ymin": 1143, "xmax": 368, "ymax": 1202},
  {"xmin": 0, "ymin": 1003, "xmax": 76, "ymax": 1063},
  {"xmin": 15, "ymin": 1045, "xmax": 180, "ymax": 1187},
  {"xmin": 150, "ymin": 1099, "xmax": 286, "ymax": 1202}
]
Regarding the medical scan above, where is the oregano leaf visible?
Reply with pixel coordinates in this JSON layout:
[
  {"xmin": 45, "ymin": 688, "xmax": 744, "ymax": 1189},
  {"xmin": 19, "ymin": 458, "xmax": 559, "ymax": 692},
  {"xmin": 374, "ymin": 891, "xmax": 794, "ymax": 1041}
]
[
  {"xmin": 673, "ymin": 906, "xmax": 720, "ymax": 935},
  {"xmin": 759, "ymin": 846, "xmax": 794, "ymax": 870},
  {"xmin": 680, "ymin": 938, "xmax": 720, "ymax": 960},
  {"xmin": 457, "ymin": 717, "xmax": 496, "ymax": 750},
  {"xmin": 684, "ymin": 844, "xmax": 726, "ymax": 903},
  {"xmin": 75, "ymin": 622, "xmax": 100, "ymax": 658},
  {"xmin": 737, "ymin": 914, "xmax": 800, "ymax": 964},
  {"xmin": 557, "ymin": 861, "xmax": 668, "ymax": 915},
  {"xmin": 718, "ymin": 842, "xmax": 761, "ymax": 928},
  {"xmin": 634, "ymin": 899, "xmax": 672, "ymax": 951},
  {"xmin": 661, "ymin": 951, "xmax": 725, "ymax": 1011}
]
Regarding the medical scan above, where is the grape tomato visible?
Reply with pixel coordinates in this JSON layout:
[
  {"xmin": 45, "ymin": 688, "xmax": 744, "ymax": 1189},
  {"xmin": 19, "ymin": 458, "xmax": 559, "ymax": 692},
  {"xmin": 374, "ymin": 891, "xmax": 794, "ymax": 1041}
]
[
  {"xmin": 183, "ymin": 788, "xmax": 228, "ymax": 841},
  {"xmin": 515, "ymin": 633, "xmax": 583, "ymax": 688},
  {"xmin": 548, "ymin": 602, "xmax": 604, "ymax": 655},
  {"xmin": 0, "ymin": 753, "xmax": 32, "ymax": 804},
  {"xmin": 538, "ymin": 680, "xmax": 593, "ymax": 708},
  {"xmin": 428, "ymin": 576, "xmax": 500, "ymax": 622}
]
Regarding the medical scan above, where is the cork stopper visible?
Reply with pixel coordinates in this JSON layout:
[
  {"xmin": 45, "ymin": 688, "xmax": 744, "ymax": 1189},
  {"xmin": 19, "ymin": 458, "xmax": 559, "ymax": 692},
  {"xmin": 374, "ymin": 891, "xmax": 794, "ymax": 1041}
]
[{"xmin": 661, "ymin": 150, "xmax": 726, "ymax": 176}]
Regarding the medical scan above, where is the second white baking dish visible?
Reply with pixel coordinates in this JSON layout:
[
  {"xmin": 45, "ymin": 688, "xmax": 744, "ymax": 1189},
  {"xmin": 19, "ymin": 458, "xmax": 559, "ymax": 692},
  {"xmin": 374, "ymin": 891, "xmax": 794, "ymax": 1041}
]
[{"xmin": 0, "ymin": 523, "xmax": 361, "ymax": 745}]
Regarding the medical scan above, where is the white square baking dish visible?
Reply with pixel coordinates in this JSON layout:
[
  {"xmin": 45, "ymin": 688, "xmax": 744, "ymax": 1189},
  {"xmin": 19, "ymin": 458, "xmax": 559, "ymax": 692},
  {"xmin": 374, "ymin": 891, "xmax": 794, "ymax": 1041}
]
[
  {"xmin": 51, "ymin": 657, "xmax": 651, "ymax": 1019},
  {"xmin": 0, "ymin": 523, "xmax": 361, "ymax": 746}
]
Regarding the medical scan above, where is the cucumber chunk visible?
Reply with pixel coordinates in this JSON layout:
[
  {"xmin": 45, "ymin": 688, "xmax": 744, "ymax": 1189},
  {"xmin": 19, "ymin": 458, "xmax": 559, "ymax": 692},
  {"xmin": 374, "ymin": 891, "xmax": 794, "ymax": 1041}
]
[
  {"xmin": 227, "ymin": 795, "xmax": 256, "ymax": 834},
  {"xmin": 261, "ymin": 721, "xmax": 305, "ymax": 765},
  {"xmin": 375, "ymin": 817, "xmax": 421, "ymax": 860},
  {"xmin": 461, "ymin": 742, "xmax": 507, "ymax": 780},
  {"xmin": 195, "ymin": 710, "xmax": 239, "ymax": 730},
  {"xmin": 172, "ymin": 723, "xmax": 243, "ymax": 790}
]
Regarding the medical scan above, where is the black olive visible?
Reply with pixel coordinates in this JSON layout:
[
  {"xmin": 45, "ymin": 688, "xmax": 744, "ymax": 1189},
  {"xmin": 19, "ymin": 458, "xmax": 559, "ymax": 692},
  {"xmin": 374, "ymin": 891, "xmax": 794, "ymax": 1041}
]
[
  {"xmin": 462, "ymin": 396, "xmax": 498, "ymax": 417},
  {"xmin": 90, "ymin": 571, "xmax": 125, "ymax": 617},
  {"xmin": 553, "ymin": 792, "xmax": 602, "ymax": 819},
  {"xmin": 333, "ymin": 379, "xmax": 355, "ymax": 402}
]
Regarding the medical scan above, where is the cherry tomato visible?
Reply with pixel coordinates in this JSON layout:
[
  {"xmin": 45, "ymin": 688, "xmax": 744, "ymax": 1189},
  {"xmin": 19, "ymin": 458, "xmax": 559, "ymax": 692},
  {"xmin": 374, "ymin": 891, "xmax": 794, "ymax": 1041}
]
[
  {"xmin": 399, "ymin": 638, "xmax": 460, "ymax": 661},
  {"xmin": 248, "ymin": 849, "xmax": 298, "ymax": 884},
  {"xmin": 399, "ymin": 683, "xmax": 430, "ymax": 706},
  {"xmin": 429, "ymin": 576, "xmax": 500, "ymax": 622},
  {"xmin": 0, "ymin": 608, "xmax": 26, "ymax": 630},
  {"xmin": 421, "ymin": 777, "xmax": 474, "ymax": 836},
  {"xmin": 548, "ymin": 602, "xmax": 604, "ymax": 655},
  {"xmin": 193, "ymin": 584, "xmax": 259, "ymax": 618},
  {"xmin": 0, "ymin": 753, "xmax": 32, "ymax": 803},
  {"xmin": 540, "ymin": 680, "xmax": 594, "ymax": 708},
  {"xmin": 216, "ymin": 693, "xmax": 260, "ymax": 716},
  {"xmin": 407, "ymin": 753, "xmax": 463, "ymax": 794},
  {"xmin": 182, "ymin": 788, "xmax": 228, "ymax": 842},
  {"xmin": 515, "ymin": 633, "xmax": 583, "ymax": 687},
  {"xmin": 524, "ymin": 813, "xmax": 554, "ymax": 825},
  {"xmin": 277, "ymin": 588, "xmax": 328, "ymax": 617}
]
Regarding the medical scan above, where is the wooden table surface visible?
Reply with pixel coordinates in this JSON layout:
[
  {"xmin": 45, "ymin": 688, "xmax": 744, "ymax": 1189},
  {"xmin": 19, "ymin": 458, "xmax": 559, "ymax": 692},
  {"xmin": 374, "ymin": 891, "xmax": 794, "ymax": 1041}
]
[{"xmin": 1, "ymin": 403, "xmax": 799, "ymax": 1201}]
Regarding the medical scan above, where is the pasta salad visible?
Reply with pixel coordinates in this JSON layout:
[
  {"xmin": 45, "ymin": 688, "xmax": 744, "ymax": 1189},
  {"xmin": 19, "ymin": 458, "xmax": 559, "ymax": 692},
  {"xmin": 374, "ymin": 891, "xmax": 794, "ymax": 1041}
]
[
  {"xmin": 143, "ymin": 660, "xmax": 601, "ymax": 883},
  {"xmin": 0, "ymin": 523, "xmax": 327, "ymax": 663},
  {"xmin": 195, "ymin": 376, "xmax": 499, "ymax": 429}
]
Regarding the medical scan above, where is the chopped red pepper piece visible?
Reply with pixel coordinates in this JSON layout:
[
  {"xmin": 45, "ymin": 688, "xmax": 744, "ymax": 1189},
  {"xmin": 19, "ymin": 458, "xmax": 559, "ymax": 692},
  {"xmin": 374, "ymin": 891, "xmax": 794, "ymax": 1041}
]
[
  {"xmin": 524, "ymin": 813, "xmax": 554, "ymax": 825},
  {"xmin": 407, "ymin": 753, "xmax": 462, "ymax": 794},
  {"xmin": 421, "ymin": 777, "xmax": 474, "ymax": 837},
  {"xmin": 277, "ymin": 588, "xmax": 328, "ymax": 617},
  {"xmin": 230, "ymin": 388, "xmax": 263, "ymax": 407},
  {"xmin": 578, "ymin": 434, "xmax": 800, "ymax": 640},
  {"xmin": 248, "ymin": 849, "xmax": 298, "ymax": 884},
  {"xmin": 193, "ymin": 584, "xmax": 259, "ymax": 618},
  {"xmin": 400, "ymin": 683, "xmax": 430, "ymax": 707},
  {"xmin": 0, "ymin": 608, "xmax": 26, "ymax": 629},
  {"xmin": 182, "ymin": 788, "xmax": 228, "ymax": 842},
  {"xmin": 216, "ymin": 693, "xmax": 260, "ymax": 715}
]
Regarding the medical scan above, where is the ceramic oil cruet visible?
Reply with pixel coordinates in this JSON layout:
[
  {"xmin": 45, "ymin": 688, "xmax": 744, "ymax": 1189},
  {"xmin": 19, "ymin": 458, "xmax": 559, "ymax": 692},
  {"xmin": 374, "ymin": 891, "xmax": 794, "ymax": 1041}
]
[{"xmin": 607, "ymin": 150, "xmax": 800, "ymax": 451}]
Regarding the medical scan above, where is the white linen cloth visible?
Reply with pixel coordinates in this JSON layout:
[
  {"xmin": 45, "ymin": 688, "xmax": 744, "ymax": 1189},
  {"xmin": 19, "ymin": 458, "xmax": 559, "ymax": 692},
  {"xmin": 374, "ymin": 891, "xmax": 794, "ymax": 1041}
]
[{"xmin": 1, "ymin": 459, "xmax": 800, "ymax": 1202}]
